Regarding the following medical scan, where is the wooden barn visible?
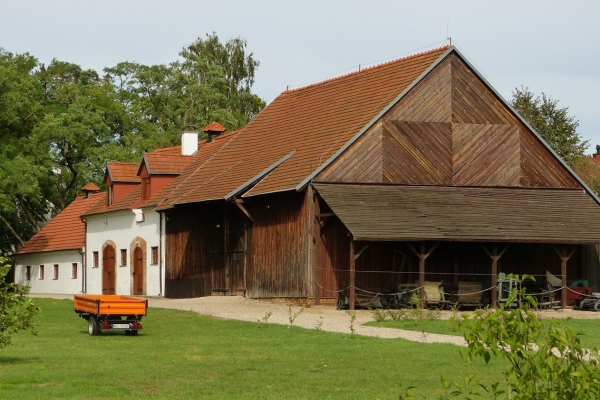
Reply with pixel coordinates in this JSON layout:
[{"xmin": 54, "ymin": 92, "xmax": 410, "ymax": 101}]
[{"xmin": 151, "ymin": 46, "xmax": 600, "ymax": 309}]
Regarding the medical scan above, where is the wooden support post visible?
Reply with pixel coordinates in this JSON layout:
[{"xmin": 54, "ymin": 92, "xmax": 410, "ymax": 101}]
[
  {"xmin": 406, "ymin": 242, "xmax": 438, "ymax": 308},
  {"xmin": 311, "ymin": 188, "xmax": 320, "ymax": 306},
  {"xmin": 554, "ymin": 246, "xmax": 577, "ymax": 309},
  {"xmin": 481, "ymin": 244, "xmax": 509, "ymax": 309},
  {"xmin": 419, "ymin": 242, "xmax": 425, "ymax": 308},
  {"xmin": 561, "ymin": 255, "xmax": 567, "ymax": 309},
  {"xmin": 349, "ymin": 239, "xmax": 356, "ymax": 310}
]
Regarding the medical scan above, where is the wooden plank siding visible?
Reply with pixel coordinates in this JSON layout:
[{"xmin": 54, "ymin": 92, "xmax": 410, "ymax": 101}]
[
  {"xmin": 165, "ymin": 204, "xmax": 225, "ymax": 298},
  {"xmin": 316, "ymin": 52, "xmax": 581, "ymax": 190},
  {"xmin": 245, "ymin": 191, "xmax": 310, "ymax": 298},
  {"xmin": 317, "ymin": 122, "xmax": 383, "ymax": 183}
]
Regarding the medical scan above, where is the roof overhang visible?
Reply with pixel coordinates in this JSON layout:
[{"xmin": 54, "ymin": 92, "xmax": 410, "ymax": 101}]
[{"xmin": 313, "ymin": 183, "xmax": 600, "ymax": 244}]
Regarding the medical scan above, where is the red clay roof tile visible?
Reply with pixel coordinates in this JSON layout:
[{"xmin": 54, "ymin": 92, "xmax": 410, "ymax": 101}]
[
  {"xmin": 106, "ymin": 162, "xmax": 140, "ymax": 183},
  {"xmin": 81, "ymin": 186, "xmax": 143, "ymax": 218},
  {"xmin": 143, "ymin": 153, "xmax": 194, "ymax": 175},
  {"xmin": 202, "ymin": 122, "xmax": 226, "ymax": 132},
  {"xmin": 143, "ymin": 130, "xmax": 240, "ymax": 208},
  {"xmin": 154, "ymin": 47, "xmax": 449, "ymax": 209},
  {"xmin": 81, "ymin": 183, "xmax": 100, "ymax": 191},
  {"xmin": 15, "ymin": 192, "xmax": 104, "ymax": 254}
]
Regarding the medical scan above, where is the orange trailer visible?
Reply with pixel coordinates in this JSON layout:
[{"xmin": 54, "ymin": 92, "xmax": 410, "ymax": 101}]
[{"xmin": 74, "ymin": 295, "xmax": 147, "ymax": 336}]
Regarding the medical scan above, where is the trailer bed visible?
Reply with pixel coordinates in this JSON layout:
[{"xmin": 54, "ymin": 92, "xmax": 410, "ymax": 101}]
[{"xmin": 74, "ymin": 295, "xmax": 147, "ymax": 336}]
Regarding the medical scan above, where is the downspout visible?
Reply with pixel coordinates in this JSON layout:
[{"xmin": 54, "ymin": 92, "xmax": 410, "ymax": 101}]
[
  {"xmin": 159, "ymin": 211, "xmax": 163, "ymax": 296},
  {"xmin": 80, "ymin": 218, "xmax": 87, "ymax": 293}
]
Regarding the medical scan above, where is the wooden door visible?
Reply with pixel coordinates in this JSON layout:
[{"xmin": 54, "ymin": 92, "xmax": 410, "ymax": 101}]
[
  {"xmin": 228, "ymin": 220, "xmax": 247, "ymax": 295},
  {"xmin": 102, "ymin": 245, "xmax": 116, "ymax": 295},
  {"xmin": 133, "ymin": 247, "xmax": 144, "ymax": 295}
]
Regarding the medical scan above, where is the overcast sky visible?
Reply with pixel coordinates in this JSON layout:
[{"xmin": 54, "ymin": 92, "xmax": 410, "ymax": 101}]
[{"xmin": 2, "ymin": 1, "xmax": 599, "ymax": 150}]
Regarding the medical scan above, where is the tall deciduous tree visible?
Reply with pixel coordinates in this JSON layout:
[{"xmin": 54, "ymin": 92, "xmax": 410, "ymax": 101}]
[
  {"xmin": 0, "ymin": 33, "xmax": 266, "ymax": 255},
  {"xmin": 512, "ymin": 87, "xmax": 588, "ymax": 167}
]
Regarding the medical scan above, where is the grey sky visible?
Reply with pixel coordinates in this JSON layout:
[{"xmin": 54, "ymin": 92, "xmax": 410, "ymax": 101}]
[{"xmin": 2, "ymin": 1, "xmax": 599, "ymax": 149}]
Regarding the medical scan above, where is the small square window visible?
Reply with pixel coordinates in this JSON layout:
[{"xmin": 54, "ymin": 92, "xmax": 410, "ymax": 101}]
[
  {"xmin": 121, "ymin": 249, "xmax": 127, "ymax": 266},
  {"xmin": 39, "ymin": 265, "xmax": 44, "ymax": 280},
  {"xmin": 151, "ymin": 246, "xmax": 158, "ymax": 265},
  {"xmin": 93, "ymin": 251, "xmax": 99, "ymax": 268},
  {"xmin": 53, "ymin": 264, "xmax": 59, "ymax": 280},
  {"xmin": 26, "ymin": 266, "xmax": 31, "ymax": 281},
  {"xmin": 72, "ymin": 263, "xmax": 78, "ymax": 279}
]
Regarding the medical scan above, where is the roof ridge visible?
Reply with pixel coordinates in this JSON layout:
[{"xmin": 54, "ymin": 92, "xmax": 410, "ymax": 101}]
[{"xmin": 283, "ymin": 45, "xmax": 450, "ymax": 94}]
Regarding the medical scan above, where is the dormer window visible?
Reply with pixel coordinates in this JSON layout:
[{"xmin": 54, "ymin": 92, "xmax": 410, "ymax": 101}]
[{"xmin": 108, "ymin": 185, "xmax": 114, "ymax": 206}]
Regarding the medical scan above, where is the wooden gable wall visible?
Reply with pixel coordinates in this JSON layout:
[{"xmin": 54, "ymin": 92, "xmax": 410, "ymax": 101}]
[{"xmin": 317, "ymin": 53, "xmax": 581, "ymax": 189}]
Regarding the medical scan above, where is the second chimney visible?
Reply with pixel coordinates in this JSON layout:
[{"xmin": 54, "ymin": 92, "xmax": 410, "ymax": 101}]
[
  {"xmin": 203, "ymin": 122, "xmax": 226, "ymax": 144},
  {"xmin": 181, "ymin": 130, "xmax": 199, "ymax": 155}
]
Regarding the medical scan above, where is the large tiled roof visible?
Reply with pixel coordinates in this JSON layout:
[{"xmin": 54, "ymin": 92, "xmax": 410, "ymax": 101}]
[
  {"xmin": 106, "ymin": 162, "xmax": 140, "ymax": 183},
  {"xmin": 155, "ymin": 46, "xmax": 449, "ymax": 209},
  {"xmin": 15, "ymin": 193, "xmax": 104, "ymax": 255}
]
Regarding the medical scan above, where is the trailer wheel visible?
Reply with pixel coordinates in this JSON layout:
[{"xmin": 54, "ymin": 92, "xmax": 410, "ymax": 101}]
[
  {"xmin": 88, "ymin": 316, "xmax": 100, "ymax": 336},
  {"xmin": 594, "ymin": 302, "xmax": 600, "ymax": 312},
  {"xmin": 125, "ymin": 330, "xmax": 138, "ymax": 336}
]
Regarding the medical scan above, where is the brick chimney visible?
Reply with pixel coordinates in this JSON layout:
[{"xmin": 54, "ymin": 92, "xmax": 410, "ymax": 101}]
[
  {"xmin": 593, "ymin": 145, "xmax": 600, "ymax": 164},
  {"xmin": 181, "ymin": 129, "xmax": 199, "ymax": 156},
  {"xmin": 202, "ymin": 122, "xmax": 226, "ymax": 144}
]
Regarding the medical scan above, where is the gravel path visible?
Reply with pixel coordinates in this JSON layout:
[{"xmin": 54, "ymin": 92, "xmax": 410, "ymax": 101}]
[{"xmin": 33, "ymin": 294, "xmax": 600, "ymax": 346}]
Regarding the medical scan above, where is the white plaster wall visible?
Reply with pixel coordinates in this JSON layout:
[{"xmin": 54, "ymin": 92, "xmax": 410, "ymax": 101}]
[
  {"xmin": 14, "ymin": 249, "xmax": 83, "ymax": 294},
  {"xmin": 85, "ymin": 209, "xmax": 161, "ymax": 295}
]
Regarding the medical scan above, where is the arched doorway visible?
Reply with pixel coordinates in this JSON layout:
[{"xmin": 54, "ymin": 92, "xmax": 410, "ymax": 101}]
[
  {"xmin": 133, "ymin": 247, "xmax": 144, "ymax": 295},
  {"xmin": 102, "ymin": 245, "xmax": 116, "ymax": 295}
]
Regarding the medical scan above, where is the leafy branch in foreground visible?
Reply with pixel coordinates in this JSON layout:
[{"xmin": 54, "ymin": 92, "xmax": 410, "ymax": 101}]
[
  {"xmin": 0, "ymin": 257, "xmax": 40, "ymax": 348},
  {"xmin": 400, "ymin": 274, "xmax": 600, "ymax": 399}
]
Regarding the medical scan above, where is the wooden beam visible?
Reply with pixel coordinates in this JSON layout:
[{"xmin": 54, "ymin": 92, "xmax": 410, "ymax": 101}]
[
  {"xmin": 354, "ymin": 244, "xmax": 369, "ymax": 261},
  {"xmin": 311, "ymin": 188, "xmax": 320, "ymax": 306},
  {"xmin": 235, "ymin": 203, "xmax": 254, "ymax": 223},
  {"xmin": 406, "ymin": 242, "xmax": 438, "ymax": 308},
  {"xmin": 315, "ymin": 213, "xmax": 335, "ymax": 218},
  {"xmin": 554, "ymin": 246, "xmax": 577, "ymax": 309},
  {"xmin": 349, "ymin": 239, "xmax": 356, "ymax": 310},
  {"xmin": 481, "ymin": 243, "xmax": 509, "ymax": 309}
]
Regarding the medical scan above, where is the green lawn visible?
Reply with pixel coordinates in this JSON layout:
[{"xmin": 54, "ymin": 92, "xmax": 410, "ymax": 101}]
[
  {"xmin": 1, "ymin": 298, "xmax": 506, "ymax": 399},
  {"xmin": 367, "ymin": 314, "xmax": 600, "ymax": 349}
]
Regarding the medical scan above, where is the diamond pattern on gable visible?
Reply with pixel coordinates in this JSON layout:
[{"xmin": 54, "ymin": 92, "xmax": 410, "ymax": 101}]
[
  {"xmin": 382, "ymin": 121, "xmax": 452, "ymax": 184},
  {"xmin": 452, "ymin": 124, "xmax": 520, "ymax": 186},
  {"xmin": 386, "ymin": 57, "xmax": 452, "ymax": 123},
  {"xmin": 520, "ymin": 125, "xmax": 581, "ymax": 188},
  {"xmin": 451, "ymin": 56, "xmax": 516, "ymax": 125},
  {"xmin": 316, "ymin": 122, "xmax": 382, "ymax": 183}
]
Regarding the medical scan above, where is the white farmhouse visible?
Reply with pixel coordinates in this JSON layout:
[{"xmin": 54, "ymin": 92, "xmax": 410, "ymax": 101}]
[
  {"xmin": 81, "ymin": 124, "xmax": 227, "ymax": 296},
  {"xmin": 13, "ymin": 185, "xmax": 103, "ymax": 294}
]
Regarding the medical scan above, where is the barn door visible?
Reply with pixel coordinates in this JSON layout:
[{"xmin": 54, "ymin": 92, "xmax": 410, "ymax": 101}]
[
  {"xmin": 227, "ymin": 220, "xmax": 247, "ymax": 295},
  {"xmin": 133, "ymin": 247, "xmax": 144, "ymax": 295},
  {"xmin": 102, "ymin": 245, "xmax": 116, "ymax": 295}
]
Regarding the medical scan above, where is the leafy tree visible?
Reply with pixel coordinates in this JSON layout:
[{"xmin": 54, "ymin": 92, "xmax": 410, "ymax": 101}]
[
  {"xmin": 0, "ymin": 49, "xmax": 51, "ymax": 249},
  {"xmin": 512, "ymin": 87, "xmax": 588, "ymax": 167},
  {"xmin": 0, "ymin": 257, "xmax": 39, "ymax": 348},
  {"xmin": 104, "ymin": 32, "xmax": 265, "ymax": 146},
  {"xmin": 0, "ymin": 33, "xmax": 265, "ymax": 255}
]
